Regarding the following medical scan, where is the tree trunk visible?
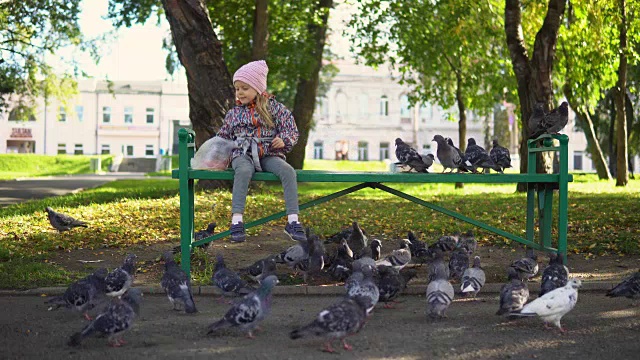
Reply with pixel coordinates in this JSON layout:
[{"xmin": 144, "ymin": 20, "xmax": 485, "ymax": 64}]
[
  {"xmin": 615, "ymin": 0, "xmax": 628, "ymax": 186},
  {"xmin": 505, "ymin": 0, "xmax": 567, "ymax": 192},
  {"xmin": 162, "ymin": 0, "xmax": 235, "ymax": 189},
  {"xmin": 252, "ymin": 0, "xmax": 269, "ymax": 60},
  {"xmin": 287, "ymin": 0, "xmax": 333, "ymax": 169},
  {"xmin": 455, "ymin": 75, "xmax": 466, "ymax": 189},
  {"xmin": 608, "ymin": 93, "xmax": 617, "ymax": 175}
]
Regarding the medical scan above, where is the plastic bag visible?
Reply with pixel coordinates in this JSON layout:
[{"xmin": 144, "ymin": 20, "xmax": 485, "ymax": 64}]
[{"xmin": 190, "ymin": 136, "xmax": 236, "ymax": 170}]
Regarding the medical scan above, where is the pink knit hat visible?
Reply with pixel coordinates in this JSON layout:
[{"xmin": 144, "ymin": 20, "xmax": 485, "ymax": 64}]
[{"xmin": 233, "ymin": 60, "xmax": 269, "ymax": 94}]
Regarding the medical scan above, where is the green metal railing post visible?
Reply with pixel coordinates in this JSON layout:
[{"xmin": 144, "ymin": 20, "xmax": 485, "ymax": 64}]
[
  {"xmin": 557, "ymin": 135, "xmax": 570, "ymax": 263},
  {"xmin": 178, "ymin": 128, "xmax": 196, "ymax": 277},
  {"xmin": 526, "ymin": 140, "xmax": 537, "ymax": 243}
]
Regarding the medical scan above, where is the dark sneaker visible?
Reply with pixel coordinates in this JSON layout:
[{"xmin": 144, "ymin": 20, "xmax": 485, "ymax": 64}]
[
  {"xmin": 284, "ymin": 221, "xmax": 307, "ymax": 242},
  {"xmin": 230, "ymin": 222, "xmax": 246, "ymax": 243}
]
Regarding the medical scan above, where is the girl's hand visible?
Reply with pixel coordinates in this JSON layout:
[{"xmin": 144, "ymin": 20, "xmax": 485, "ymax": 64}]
[{"xmin": 271, "ymin": 137, "xmax": 285, "ymax": 149}]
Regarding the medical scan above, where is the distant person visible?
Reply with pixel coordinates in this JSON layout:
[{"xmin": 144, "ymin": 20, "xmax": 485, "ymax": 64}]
[{"xmin": 217, "ymin": 60, "xmax": 306, "ymax": 243}]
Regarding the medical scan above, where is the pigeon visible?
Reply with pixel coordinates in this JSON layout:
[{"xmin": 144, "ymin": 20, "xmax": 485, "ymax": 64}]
[
  {"xmin": 394, "ymin": 138, "xmax": 430, "ymax": 173},
  {"xmin": 347, "ymin": 221, "xmax": 368, "ymax": 256},
  {"xmin": 511, "ymin": 278, "xmax": 582, "ymax": 332},
  {"xmin": 426, "ymin": 262, "xmax": 455, "ymax": 319},
  {"xmin": 46, "ymin": 268, "xmax": 108, "ymax": 320},
  {"xmin": 430, "ymin": 234, "xmax": 459, "ymax": 253},
  {"xmin": 160, "ymin": 252, "xmax": 197, "ymax": 313},
  {"xmin": 465, "ymin": 138, "xmax": 502, "ymax": 173},
  {"xmin": 305, "ymin": 230, "xmax": 326, "ymax": 283},
  {"xmin": 68, "ymin": 288, "xmax": 143, "ymax": 347},
  {"xmin": 172, "ymin": 222, "xmax": 217, "ymax": 253},
  {"xmin": 275, "ymin": 238, "xmax": 310, "ymax": 273},
  {"xmin": 375, "ymin": 238, "xmax": 412, "ymax": 270},
  {"xmin": 45, "ymin": 207, "xmax": 88, "ymax": 232},
  {"xmin": 370, "ymin": 239, "xmax": 382, "ymax": 261},
  {"xmin": 289, "ymin": 295, "xmax": 369, "ymax": 353},
  {"xmin": 606, "ymin": 270, "xmax": 640, "ymax": 305},
  {"xmin": 496, "ymin": 267, "xmax": 530, "ymax": 316},
  {"xmin": 530, "ymin": 102, "xmax": 569, "ymax": 139},
  {"xmin": 448, "ymin": 248, "xmax": 469, "ymax": 281},
  {"xmin": 510, "ymin": 248, "xmax": 539, "ymax": 281},
  {"xmin": 327, "ymin": 239, "xmax": 353, "ymax": 282},
  {"xmin": 207, "ymin": 275, "xmax": 278, "ymax": 339},
  {"xmin": 345, "ymin": 265, "xmax": 379, "ymax": 314},
  {"xmin": 433, "ymin": 135, "xmax": 468, "ymax": 173},
  {"xmin": 490, "ymin": 139, "xmax": 512, "ymax": 172},
  {"xmin": 105, "ymin": 254, "xmax": 137, "ymax": 298},
  {"xmin": 457, "ymin": 230, "xmax": 477, "ymax": 254},
  {"xmin": 376, "ymin": 266, "xmax": 417, "ymax": 308},
  {"xmin": 212, "ymin": 253, "xmax": 254, "ymax": 298},
  {"xmin": 527, "ymin": 102, "xmax": 546, "ymax": 135},
  {"xmin": 461, "ymin": 256, "xmax": 486, "ymax": 297},
  {"xmin": 445, "ymin": 137, "xmax": 473, "ymax": 172},
  {"xmin": 241, "ymin": 256, "xmax": 278, "ymax": 283},
  {"xmin": 540, "ymin": 252, "xmax": 569, "ymax": 297},
  {"xmin": 427, "ymin": 248, "xmax": 450, "ymax": 283}
]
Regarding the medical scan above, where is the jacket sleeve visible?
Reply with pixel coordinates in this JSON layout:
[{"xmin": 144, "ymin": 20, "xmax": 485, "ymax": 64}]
[
  {"xmin": 271, "ymin": 99, "xmax": 298, "ymax": 153},
  {"xmin": 216, "ymin": 109, "xmax": 235, "ymax": 141}
]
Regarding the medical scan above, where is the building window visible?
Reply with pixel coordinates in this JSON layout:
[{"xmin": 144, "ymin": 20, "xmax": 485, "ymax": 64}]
[
  {"xmin": 57, "ymin": 143, "xmax": 66, "ymax": 154},
  {"xmin": 126, "ymin": 145, "xmax": 134, "ymax": 156},
  {"xmin": 574, "ymin": 151, "xmax": 583, "ymax": 170},
  {"xmin": 313, "ymin": 141, "xmax": 323, "ymax": 159},
  {"xmin": 422, "ymin": 144, "xmax": 431, "ymax": 154},
  {"xmin": 145, "ymin": 144, "xmax": 154, "ymax": 156},
  {"xmin": 58, "ymin": 106, "xmax": 66, "ymax": 122},
  {"xmin": 76, "ymin": 106, "xmax": 84, "ymax": 122},
  {"xmin": 336, "ymin": 92, "xmax": 348, "ymax": 122},
  {"xmin": 146, "ymin": 108, "xmax": 155, "ymax": 124},
  {"xmin": 380, "ymin": 95, "xmax": 389, "ymax": 116},
  {"xmin": 101, "ymin": 144, "xmax": 110, "ymax": 155},
  {"xmin": 358, "ymin": 141, "xmax": 369, "ymax": 161},
  {"xmin": 124, "ymin": 107, "xmax": 133, "ymax": 124},
  {"xmin": 400, "ymin": 95, "xmax": 411, "ymax": 122},
  {"xmin": 379, "ymin": 142, "xmax": 389, "ymax": 160},
  {"xmin": 74, "ymin": 144, "xmax": 83, "ymax": 155},
  {"xmin": 102, "ymin": 106, "xmax": 111, "ymax": 123}
]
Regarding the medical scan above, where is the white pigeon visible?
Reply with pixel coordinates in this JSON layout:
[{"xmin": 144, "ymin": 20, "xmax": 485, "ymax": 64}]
[{"xmin": 511, "ymin": 278, "xmax": 582, "ymax": 332}]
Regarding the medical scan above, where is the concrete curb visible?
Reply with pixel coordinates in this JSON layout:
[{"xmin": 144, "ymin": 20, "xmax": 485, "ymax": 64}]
[{"xmin": 0, "ymin": 281, "xmax": 617, "ymax": 297}]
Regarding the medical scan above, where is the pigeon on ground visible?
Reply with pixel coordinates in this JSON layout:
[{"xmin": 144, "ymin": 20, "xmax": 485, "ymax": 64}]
[
  {"xmin": 394, "ymin": 138, "xmax": 430, "ymax": 173},
  {"xmin": 375, "ymin": 239, "xmax": 412, "ymax": 270},
  {"xmin": 212, "ymin": 253, "xmax": 254, "ymax": 298},
  {"xmin": 465, "ymin": 138, "xmax": 502, "ymax": 173},
  {"xmin": 275, "ymin": 237, "xmax": 310, "ymax": 273},
  {"xmin": 427, "ymin": 248, "xmax": 450, "ymax": 283},
  {"xmin": 448, "ymin": 248, "xmax": 470, "ymax": 281},
  {"xmin": 527, "ymin": 102, "xmax": 546, "ymax": 136},
  {"xmin": 305, "ymin": 230, "xmax": 326, "ymax": 283},
  {"xmin": 46, "ymin": 268, "xmax": 108, "ymax": 320},
  {"xmin": 207, "ymin": 275, "xmax": 278, "ymax": 339},
  {"xmin": 376, "ymin": 266, "xmax": 417, "ymax": 308},
  {"xmin": 289, "ymin": 295, "xmax": 369, "ymax": 353},
  {"xmin": 327, "ymin": 239, "xmax": 353, "ymax": 282},
  {"xmin": 496, "ymin": 268, "xmax": 529, "ymax": 316},
  {"xmin": 432, "ymin": 135, "xmax": 470, "ymax": 173},
  {"xmin": 241, "ymin": 256, "xmax": 278, "ymax": 283},
  {"xmin": 461, "ymin": 256, "xmax": 486, "ymax": 297},
  {"xmin": 426, "ymin": 263, "xmax": 455, "ymax": 319},
  {"xmin": 345, "ymin": 265, "xmax": 379, "ymax": 314},
  {"xmin": 68, "ymin": 288, "xmax": 142, "ymax": 347},
  {"xmin": 160, "ymin": 252, "xmax": 197, "ymax": 313},
  {"xmin": 510, "ymin": 248, "xmax": 539, "ymax": 281},
  {"xmin": 370, "ymin": 239, "xmax": 382, "ymax": 261},
  {"xmin": 105, "ymin": 254, "xmax": 137, "ymax": 298},
  {"xmin": 530, "ymin": 102, "xmax": 569, "ymax": 139},
  {"xmin": 347, "ymin": 221, "xmax": 368, "ymax": 256},
  {"xmin": 430, "ymin": 234, "xmax": 459, "ymax": 253},
  {"xmin": 172, "ymin": 222, "xmax": 217, "ymax": 253},
  {"xmin": 490, "ymin": 139, "xmax": 512, "ymax": 172},
  {"xmin": 457, "ymin": 230, "xmax": 477, "ymax": 254},
  {"xmin": 45, "ymin": 207, "xmax": 88, "ymax": 232},
  {"xmin": 606, "ymin": 270, "xmax": 640, "ymax": 305},
  {"xmin": 511, "ymin": 278, "xmax": 582, "ymax": 332},
  {"xmin": 540, "ymin": 252, "xmax": 569, "ymax": 297}
]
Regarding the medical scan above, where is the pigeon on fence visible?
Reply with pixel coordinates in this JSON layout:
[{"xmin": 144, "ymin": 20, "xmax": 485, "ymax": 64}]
[
  {"xmin": 46, "ymin": 268, "xmax": 108, "ymax": 320},
  {"xmin": 540, "ymin": 252, "xmax": 569, "ymax": 297},
  {"xmin": 212, "ymin": 253, "xmax": 255, "ymax": 298},
  {"xmin": 529, "ymin": 102, "xmax": 569, "ymax": 139},
  {"xmin": 394, "ymin": 138, "xmax": 431, "ymax": 173},
  {"xmin": 46, "ymin": 207, "xmax": 88, "ymax": 232},
  {"xmin": 606, "ymin": 270, "xmax": 640, "ymax": 305},
  {"xmin": 105, "ymin": 254, "xmax": 137, "ymax": 298},
  {"xmin": 528, "ymin": 102, "xmax": 546, "ymax": 135},
  {"xmin": 496, "ymin": 268, "xmax": 529, "ymax": 316},
  {"xmin": 490, "ymin": 139, "xmax": 512, "ymax": 172},
  {"xmin": 461, "ymin": 256, "xmax": 486, "ymax": 297},
  {"xmin": 426, "ymin": 264, "xmax": 455, "ymax": 319},
  {"xmin": 510, "ymin": 248, "xmax": 539, "ymax": 281},
  {"xmin": 465, "ymin": 138, "xmax": 502, "ymax": 173},
  {"xmin": 433, "ymin": 135, "xmax": 472, "ymax": 173},
  {"xmin": 160, "ymin": 252, "xmax": 197, "ymax": 313}
]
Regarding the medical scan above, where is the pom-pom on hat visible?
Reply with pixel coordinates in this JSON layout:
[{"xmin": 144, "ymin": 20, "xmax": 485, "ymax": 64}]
[{"xmin": 233, "ymin": 60, "xmax": 269, "ymax": 94}]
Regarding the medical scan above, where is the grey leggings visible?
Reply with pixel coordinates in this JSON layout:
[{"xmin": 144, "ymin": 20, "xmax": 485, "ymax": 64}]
[{"xmin": 231, "ymin": 154, "xmax": 299, "ymax": 215}]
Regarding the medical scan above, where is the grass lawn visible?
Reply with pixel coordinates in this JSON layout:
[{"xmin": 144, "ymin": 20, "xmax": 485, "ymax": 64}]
[
  {"xmin": 1, "ymin": 172, "xmax": 639, "ymax": 289},
  {"xmin": 0, "ymin": 154, "xmax": 113, "ymax": 180}
]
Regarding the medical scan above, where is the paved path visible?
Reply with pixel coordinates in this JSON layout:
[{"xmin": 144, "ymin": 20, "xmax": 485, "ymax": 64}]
[
  {"xmin": 1, "ymin": 291, "xmax": 637, "ymax": 359},
  {"xmin": 0, "ymin": 173, "xmax": 153, "ymax": 206}
]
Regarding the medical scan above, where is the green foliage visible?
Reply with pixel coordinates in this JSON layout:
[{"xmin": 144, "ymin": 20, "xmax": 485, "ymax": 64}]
[{"xmin": 0, "ymin": 154, "xmax": 114, "ymax": 180}]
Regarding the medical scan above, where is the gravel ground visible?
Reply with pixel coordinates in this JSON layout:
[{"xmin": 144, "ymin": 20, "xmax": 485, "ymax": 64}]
[{"xmin": 1, "ymin": 291, "xmax": 638, "ymax": 360}]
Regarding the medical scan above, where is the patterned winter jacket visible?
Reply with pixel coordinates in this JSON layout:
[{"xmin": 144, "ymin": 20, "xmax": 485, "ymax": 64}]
[{"xmin": 217, "ymin": 97, "xmax": 299, "ymax": 163}]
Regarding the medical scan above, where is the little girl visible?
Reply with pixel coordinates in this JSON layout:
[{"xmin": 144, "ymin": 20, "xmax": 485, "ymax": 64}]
[{"xmin": 217, "ymin": 60, "xmax": 306, "ymax": 243}]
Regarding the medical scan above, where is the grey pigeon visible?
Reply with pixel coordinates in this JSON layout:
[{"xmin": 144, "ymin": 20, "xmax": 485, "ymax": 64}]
[
  {"xmin": 490, "ymin": 139, "xmax": 512, "ymax": 172},
  {"xmin": 376, "ymin": 266, "xmax": 417, "ymax": 308},
  {"xmin": 606, "ymin": 270, "xmax": 640, "ymax": 305},
  {"xmin": 212, "ymin": 253, "xmax": 254, "ymax": 297},
  {"xmin": 290, "ymin": 295, "xmax": 369, "ymax": 353},
  {"xmin": 530, "ymin": 102, "xmax": 569, "ymax": 139},
  {"xmin": 426, "ymin": 263, "xmax": 455, "ymax": 319},
  {"xmin": 461, "ymin": 256, "xmax": 486, "ymax": 297},
  {"xmin": 45, "ymin": 207, "xmax": 88, "ymax": 232},
  {"xmin": 427, "ymin": 248, "xmax": 450, "ymax": 283},
  {"xmin": 68, "ymin": 288, "xmax": 142, "ymax": 347},
  {"xmin": 394, "ymin": 138, "xmax": 430, "ymax": 173},
  {"xmin": 465, "ymin": 138, "xmax": 502, "ymax": 173},
  {"xmin": 448, "ymin": 248, "xmax": 469, "ymax": 281},
  {"xmin": 242, "ymin": 256, "xmax": 278, "ymax": 283},
  {"xmin": 375, "ymin": 238, "xmax": 412, "ymax": 270},
  {"xmin": 105, "ymin": 254, "xmax": 137, "ymax": 298},
  {"xmin": 528, "ymin": 102, "xmax": 546, "ymax": 135},
  {"xmin": 430, "ymin": 234, "xmax": 458, "ymax": 253},
  {"xmin": 207, "ymin": 275, "xmax": 278, "ymax": 338},
  {"xmin": 304, "ymin": 230, "xmax": 326, "ymax": 283},
  {"xmin": 345, "ymin": 265, "xmax": 380, "ymax": 314},
  {"xmin": 172, "ymin": 222, "xmax": 217, "ymax": 253},
  {"xmin": 540, "ymin": 252, "xmax": 569, "ymax": 296},
  {"xmin": 161, "ymin": 252, "xmax": 197, "ymax": 313},
  {"xmin": 276, "ymin": 238, "xmax": 310, "ymax": 273},
  {"xmin": 496, "ymin": 268, "xmax": 529, "ymax": 316},
  {"xmin": 407, "ymin": 231, "xmax": 430, "ymax": 262},
  {"xmin": 370, "ymin": 239, "xmax": 382, "ymax": 261},
  {"xmin": 510, "ymin": 248, "xmax": 539, "ymax": 281},
  {"xmin": 347, "ymin": 221, "xmax": 367, "ymax": 256},
  {"xmin": 327, "ymin": 239, "xmax": 353, "ymax": 282},
  {"xmin": 511, "ymin": 278, "xmax": 582, "ymax": 332},
  {"xmin": 447, "ymin": 137, "xmax": 473, "ymax": 172},
  {"xmin": 46, "ymin": 268, "xmax": 108, "ymax": 320},
  {"xmin": 433, "ymin": 135, "xmax": 466, "ymax": 173},
  {"xmin": 457, "ymin": 230, "xmax": 477, "ymax": 254}
]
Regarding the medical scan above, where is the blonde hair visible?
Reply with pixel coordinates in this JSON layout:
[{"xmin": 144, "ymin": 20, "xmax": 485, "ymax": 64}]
[{"xmin": 255, "ymin": 93, "xmax": 274, "ymax": 128}]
